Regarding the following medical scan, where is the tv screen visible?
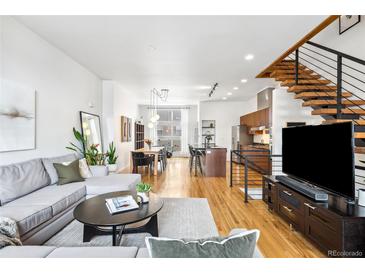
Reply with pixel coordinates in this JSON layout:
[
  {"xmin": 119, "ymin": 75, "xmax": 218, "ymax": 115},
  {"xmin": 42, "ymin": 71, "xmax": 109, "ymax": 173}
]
[{"xmin": 282, "ymin": 122, "xmax": 355, "ymax": 200}]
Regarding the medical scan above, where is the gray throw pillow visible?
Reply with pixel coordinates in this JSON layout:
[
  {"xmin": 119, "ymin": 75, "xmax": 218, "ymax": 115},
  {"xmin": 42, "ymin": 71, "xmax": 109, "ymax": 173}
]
[
  {"xmin": 42, "ymin": 154, "xmax": 78, "ymax": 184},
  {"xmin": 145, "ymin": 229, "xmax": 259, "ymax": 258},
  {"xmin": 53, "ymin": 159, "xmax": 84, "ymax": 185}
]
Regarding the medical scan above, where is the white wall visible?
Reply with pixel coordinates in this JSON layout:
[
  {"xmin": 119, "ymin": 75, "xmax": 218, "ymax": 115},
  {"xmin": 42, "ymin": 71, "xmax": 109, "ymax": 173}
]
[
  {"xmin": 0, "ymin": 17, "xmax": 102, "ymax": 165},
  {"xmin": 271, "ymin": 87, "xmax": 324, "ymax": 155},
  {"xmin": 313, "ymin": 16, "xmax": 365, "ymax": 61},
  {"xmin": 102, "ymin": 80, "xmax": 139, "ymax": 170},
  {"xmin": 199, "ymin": 97, "xmax": 258, "ymax": 154}
]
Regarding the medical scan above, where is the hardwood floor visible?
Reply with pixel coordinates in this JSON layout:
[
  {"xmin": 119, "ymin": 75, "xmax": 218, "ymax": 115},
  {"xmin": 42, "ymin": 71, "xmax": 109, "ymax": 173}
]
[{"xmin": 126, "ymin": 157, "xmax": 325, "ymax": 258}]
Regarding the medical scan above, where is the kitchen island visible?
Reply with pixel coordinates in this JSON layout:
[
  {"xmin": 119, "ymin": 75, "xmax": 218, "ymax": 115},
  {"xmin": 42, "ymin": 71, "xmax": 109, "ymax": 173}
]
[{"xmin": 193, "ymin": 145, "xmax": 227, "ymax": 177}]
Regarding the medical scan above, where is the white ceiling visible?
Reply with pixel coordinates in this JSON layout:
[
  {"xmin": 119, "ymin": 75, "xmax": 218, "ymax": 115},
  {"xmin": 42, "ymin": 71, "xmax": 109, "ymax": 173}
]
[{"xmin": 15, "ymin": 15, "xmax": 326, "ymax": 103}]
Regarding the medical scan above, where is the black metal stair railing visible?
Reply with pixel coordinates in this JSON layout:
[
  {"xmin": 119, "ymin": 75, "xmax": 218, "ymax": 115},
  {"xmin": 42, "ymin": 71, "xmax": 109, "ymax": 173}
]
[
  {"xmin": 285, "ymin": 40, "xmax": 365, "ymax": 129},
  {"xmin": 230, "ymin": 150, "xmax": 282, "ymax": 202}
]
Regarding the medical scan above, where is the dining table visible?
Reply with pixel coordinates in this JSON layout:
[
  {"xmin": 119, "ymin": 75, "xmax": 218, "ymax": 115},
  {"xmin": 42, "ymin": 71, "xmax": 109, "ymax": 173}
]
[{"xmin": 130, "ymin": 146, "xmax": 165, "ymax": 176}]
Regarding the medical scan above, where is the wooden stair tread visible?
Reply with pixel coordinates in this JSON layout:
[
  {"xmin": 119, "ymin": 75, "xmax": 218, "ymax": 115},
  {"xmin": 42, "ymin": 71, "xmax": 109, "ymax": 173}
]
[
  {"xmin": 273, "ymin": 65, "xmax": 305, "ymax": 70},
  {"xmin": 295, "ymin": 91, "xmax": 351, "ymax": 99},
  {"xmin": 355, "ymin": 132, "xmax": 365, "ymax": 138},
  {"xmin": 275, "ymin": 74, "xmax": 322, "ymax": 81},
  {"xmin": 303, "ymin": 99, "xmax": 365, "ymax": 107},
  {"xmin": 355, "ymin": 147, "xmax": 365, "ymax": 154},
  {"xmin": 288, "ymin": 85, "xmax": 337, "ymax": 92},
  {"xmin": 270, "ymin": 69, "xmax": 314, "ymax": 78},
  {"xmin": 312, "ymin": 108, "xmax": 365, "ymax": 115},
  {"xmin": 282, "ymin": 79, "xmax": 331, "ymax": 86},
  {"xmin": 322, "ymin": 119, "xmax": 365, "ymax": 125}
]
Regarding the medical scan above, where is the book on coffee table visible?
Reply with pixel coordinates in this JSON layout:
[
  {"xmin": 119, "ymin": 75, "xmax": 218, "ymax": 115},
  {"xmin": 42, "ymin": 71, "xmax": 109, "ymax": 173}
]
[{"xmin": 105, "ymin": 195, "xmax": 139, "ymax": 214}]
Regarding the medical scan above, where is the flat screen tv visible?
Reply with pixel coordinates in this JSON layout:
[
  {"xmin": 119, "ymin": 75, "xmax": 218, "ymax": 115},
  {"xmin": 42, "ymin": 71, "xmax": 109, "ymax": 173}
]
[{"xmin": 282, "ymin": 122, "xmax": 355, "ymax": 200}]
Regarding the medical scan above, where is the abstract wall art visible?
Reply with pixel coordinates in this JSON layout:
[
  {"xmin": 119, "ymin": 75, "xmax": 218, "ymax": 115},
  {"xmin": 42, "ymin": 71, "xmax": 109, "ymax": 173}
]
[{"xmin": 0, "ymin": 80, "xmax": 36, "ymax": 152}]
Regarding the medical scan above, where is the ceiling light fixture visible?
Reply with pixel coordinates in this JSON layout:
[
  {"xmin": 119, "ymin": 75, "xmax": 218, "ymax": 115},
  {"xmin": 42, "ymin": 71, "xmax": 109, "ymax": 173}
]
[
  {"xmin": 241, "ymin": 79, "xmax": 248, "ymax": 83},
  {"xmin": 245, "ymin": 54, "xmax": 254, "ymax": 60},
  {"xmin": 196, "ymin": 85, "xmax": 211, "ymax": 90},
  {"xmin": 233, "ymin": 87, "xmax": 239, "ymax": 90},
  {"xmin": 227, "ymin": 92, "xmax": 233, "ymax": 96},
  {"xmin": 209, "ymin": 83, "xmax": 219, "ymax": 97},
  {"xmin": 222, "ymin": 97, "xmax": 227, "ymax": 100}
]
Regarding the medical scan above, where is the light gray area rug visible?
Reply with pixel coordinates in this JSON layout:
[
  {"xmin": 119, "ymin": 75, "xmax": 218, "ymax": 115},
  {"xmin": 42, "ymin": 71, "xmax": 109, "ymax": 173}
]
[{"xmin": 45, "ymin": 198, "xmax": 218, "ymax": 248}]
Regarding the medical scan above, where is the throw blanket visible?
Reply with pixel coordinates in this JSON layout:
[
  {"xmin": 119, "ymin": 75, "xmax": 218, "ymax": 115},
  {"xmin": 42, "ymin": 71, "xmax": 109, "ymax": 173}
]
[{"xmin": 0, "ymin": 217, "xmax": 22, "ymax": 249}]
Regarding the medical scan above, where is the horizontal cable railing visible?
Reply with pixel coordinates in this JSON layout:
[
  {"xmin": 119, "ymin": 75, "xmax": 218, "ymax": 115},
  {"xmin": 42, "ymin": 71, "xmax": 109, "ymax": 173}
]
[
  {"xmin": 283, "ymin": 40, "xmax": 365, "ymax": 126},
  {"xmin": 230, "ymin": 150, "xmax": 282, "ymax": 202}
]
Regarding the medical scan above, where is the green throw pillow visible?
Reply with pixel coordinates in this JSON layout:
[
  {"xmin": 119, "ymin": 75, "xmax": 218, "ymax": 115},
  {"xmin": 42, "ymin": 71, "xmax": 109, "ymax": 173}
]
[
  {"xmin": 145, "ymin": 230, "xmax": 259, "ymax": 258},
  {"xmin": 53, "ymin": 159, "xmax": 85, "ymax": 185}
]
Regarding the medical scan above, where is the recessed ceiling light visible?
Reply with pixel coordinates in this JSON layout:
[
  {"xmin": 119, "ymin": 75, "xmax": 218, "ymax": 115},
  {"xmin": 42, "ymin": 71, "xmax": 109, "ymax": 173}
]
[
  {"xmin": 233, "ymin": 87, "xmax": 239, "ymax": 90},
  {"xmin": 241, "ymin": 79, "xmax": 248, "ymax": 83},
  {"xmin": 222, "ymin": 97, "xmax": 227, "ymax": 100},
  {"xmin": 227, "ymin": 92, "xmax": 233, "ymax": 96},
  {"xmin": 245, "ymin": 54, "xmax": 254, "ymax": 60},
  {"xmin": 196, "ymin": 85, "xmax": 211, "ymax": 90}
]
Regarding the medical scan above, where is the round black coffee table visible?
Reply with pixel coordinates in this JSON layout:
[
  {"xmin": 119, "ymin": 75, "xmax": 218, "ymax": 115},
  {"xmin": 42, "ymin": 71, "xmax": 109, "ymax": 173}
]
[{"xmin": 74, "ymin": 191, "xmax": 163, "ymax": 246}]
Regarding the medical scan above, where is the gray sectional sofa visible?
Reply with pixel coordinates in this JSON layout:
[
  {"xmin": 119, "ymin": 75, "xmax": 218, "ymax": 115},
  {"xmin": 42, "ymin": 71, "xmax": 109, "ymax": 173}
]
[
  {"xmin": 0, "ymin": 154, "xmax": 140, "ymax": 245},
  {"xmin": 0, "ymin": 154, "xmax": 263, "ymax": 258}
]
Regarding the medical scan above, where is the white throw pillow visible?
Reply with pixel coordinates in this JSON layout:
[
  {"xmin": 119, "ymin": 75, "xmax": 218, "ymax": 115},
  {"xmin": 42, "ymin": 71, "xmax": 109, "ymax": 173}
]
[{"xmin": 79, "ymin": 158, "xmax": 93, "ymax": 178}]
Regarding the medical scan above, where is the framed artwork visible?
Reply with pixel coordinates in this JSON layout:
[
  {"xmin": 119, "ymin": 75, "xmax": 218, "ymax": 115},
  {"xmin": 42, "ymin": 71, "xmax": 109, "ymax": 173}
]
[
  {"xmin": 0, "ymin": 80, "xmax": 36, "ymax": 152},
  {"xmin": 127, "ymin": 118, "xmax": 132, "ymax": 141},
  {"xmin": 121, "ymin": 116, "xmax": 131, "ymax": 142},
  {"xmin": 339, "ymin": 15, "xmax": 361, "ymax": 35}
]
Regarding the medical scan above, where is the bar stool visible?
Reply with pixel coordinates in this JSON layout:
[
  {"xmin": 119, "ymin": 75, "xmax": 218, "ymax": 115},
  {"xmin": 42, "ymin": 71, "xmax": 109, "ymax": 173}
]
[{"xmin": 188, "ymin": 145, "xmax": 203, "ymax": 176}]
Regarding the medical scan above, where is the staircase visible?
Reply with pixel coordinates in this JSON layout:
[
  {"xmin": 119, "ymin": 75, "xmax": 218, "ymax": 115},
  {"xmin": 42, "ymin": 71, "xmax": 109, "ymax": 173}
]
[{"xmin": 266, "ymin": 41, "xmax": 365, "ymax": 153}]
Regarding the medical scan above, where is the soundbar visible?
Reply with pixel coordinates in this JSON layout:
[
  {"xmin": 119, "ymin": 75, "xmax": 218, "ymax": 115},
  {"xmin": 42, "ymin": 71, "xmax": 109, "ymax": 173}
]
[{"xmin": 275, "ymin": 175, "xmax": 328, "ymax": 201}]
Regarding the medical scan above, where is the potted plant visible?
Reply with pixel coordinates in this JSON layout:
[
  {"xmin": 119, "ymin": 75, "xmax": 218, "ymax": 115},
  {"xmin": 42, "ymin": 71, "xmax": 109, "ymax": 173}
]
[
  {"xmin": 106, "ymin": 142, "xmax": 118, "ymax": 173},
  {"xmin": 136, "ymin": 182, "xmax": 152, "ymax": 203},
  {"xmin": 66, "ymin": 127, "xmax": 107, "ymax": 177},
  {"xmin": 144, "ymin": 138, "xmax": 152, "ymax": 150}
]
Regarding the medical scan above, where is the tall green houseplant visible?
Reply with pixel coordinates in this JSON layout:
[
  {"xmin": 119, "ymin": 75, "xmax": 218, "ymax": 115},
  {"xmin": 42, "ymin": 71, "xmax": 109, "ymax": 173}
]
[
  {"xmin": 66, "ymin": 127, "xmax": 105, "ymax": 165},
  {"xmin": 106, "ymin": 142, "xmax": 118, "ymax": 164}
]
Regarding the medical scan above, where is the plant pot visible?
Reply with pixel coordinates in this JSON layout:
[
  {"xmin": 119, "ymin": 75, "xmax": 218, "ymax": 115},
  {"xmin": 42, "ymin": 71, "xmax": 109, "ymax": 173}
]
[
  {"xmin": 89, "ymin": 165, "xmax": 108, "ymax": 177},
  {"xmin": 107, "ymin": 164, "xmax": 118, "ymax": 173},
  {"xmin": 137, "ymin": 191, "xmax": 150, "ymax": 203}
]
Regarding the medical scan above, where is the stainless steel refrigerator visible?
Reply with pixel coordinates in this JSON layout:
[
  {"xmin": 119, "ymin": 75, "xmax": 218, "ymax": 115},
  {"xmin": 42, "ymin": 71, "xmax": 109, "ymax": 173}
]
[{"xmin": 232, "ymin": 125, "xmax": 253, "ymax": 163}]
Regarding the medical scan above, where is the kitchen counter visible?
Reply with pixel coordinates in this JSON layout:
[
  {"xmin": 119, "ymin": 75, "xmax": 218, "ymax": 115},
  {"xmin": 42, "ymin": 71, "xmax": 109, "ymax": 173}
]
[{"xmin": 197, "ymin": 146, "xmax": 227, "ymax": 177}]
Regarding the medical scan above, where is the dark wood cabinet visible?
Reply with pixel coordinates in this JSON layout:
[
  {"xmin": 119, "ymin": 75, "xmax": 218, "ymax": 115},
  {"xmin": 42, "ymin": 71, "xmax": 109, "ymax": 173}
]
[
  {"xmin": 263, "ymin": 175, "xmax": 365, "ymax": 257},
  {"xmin": 134, "ymin": 123, "xmax": 145, "ymax": 150},
  {"xmin": 240, "ymin": 107, "xmax": 270, "ymax": 128}
]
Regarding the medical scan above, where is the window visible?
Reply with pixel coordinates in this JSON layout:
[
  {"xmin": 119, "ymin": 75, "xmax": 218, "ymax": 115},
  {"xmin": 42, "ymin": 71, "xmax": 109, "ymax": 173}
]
[{"xmin": 156, "ymin": 109, "xmax": 182, "ymax": 154}]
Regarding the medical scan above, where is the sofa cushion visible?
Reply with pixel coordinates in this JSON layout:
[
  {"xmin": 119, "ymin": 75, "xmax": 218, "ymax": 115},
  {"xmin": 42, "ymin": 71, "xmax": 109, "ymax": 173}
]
[
  {"xmin": 0, "ymin": 205, "xmax": 52, "ymax": 236},
  {"xmin": 84, "ymin": 173, "xmax": 141, "ymax": 196},
  {"xmin": 46, "ymin": 246, "xmax": 138, "ymax": 258},
  {"xmin": 145, "ymin": 229, "xmax": 259, "ymax": 258},
  {"xmin": 42, "ymin": 154, "xmax": 78, "ymax": 184},
  {"xmin": 0, "ymin": 158, "xmax": 50, "ymax": 205},
  {"xmin": 53, "ymin": 159, "xmax": 85, "ymax": 185},
  {"xmin": 0, "ymin": 246, "xmax": 57, "ymax": 258},
  {"xmin": 6, "ymin": 183, "xmax": 86, "ymax": 216}
]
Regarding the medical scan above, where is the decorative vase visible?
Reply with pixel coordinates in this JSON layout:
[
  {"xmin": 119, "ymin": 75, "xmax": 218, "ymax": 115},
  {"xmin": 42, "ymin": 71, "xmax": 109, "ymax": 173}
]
[
  {"xmin": 89, "ymin": 165, "xmax": 108, "ymax": 177},
  {"xmin": 148, "ymin": 144, "xmax": 152, "ymax": 150},
  {"xmin": 137, "ymin": 192, "xmax": 150, "ymax": 203},
  {"xmin": 107, "ymin": 164, "xmax": 118, "ymax": 173}
]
